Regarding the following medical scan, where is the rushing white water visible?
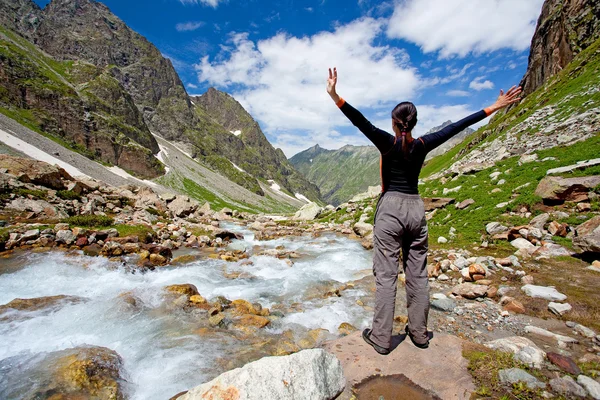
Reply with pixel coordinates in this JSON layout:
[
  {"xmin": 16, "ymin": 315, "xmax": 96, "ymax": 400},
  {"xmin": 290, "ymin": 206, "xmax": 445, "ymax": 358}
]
[{"xmin": 0, "ymin": 223, "xmax": 373, "ymax": 399}]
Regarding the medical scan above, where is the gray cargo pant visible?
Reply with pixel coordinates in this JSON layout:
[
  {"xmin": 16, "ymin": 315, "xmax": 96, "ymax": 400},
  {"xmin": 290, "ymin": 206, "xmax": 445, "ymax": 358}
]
[{"xmin": 369, "ymin": 191, "xmax": 429, "ymax": 348}]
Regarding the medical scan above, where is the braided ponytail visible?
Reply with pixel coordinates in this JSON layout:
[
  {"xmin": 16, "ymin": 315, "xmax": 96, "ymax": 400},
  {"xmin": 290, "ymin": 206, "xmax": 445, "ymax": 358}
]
[{"xmin": 391, "ymin": 102, "xmax": 418, "ymax": 157}]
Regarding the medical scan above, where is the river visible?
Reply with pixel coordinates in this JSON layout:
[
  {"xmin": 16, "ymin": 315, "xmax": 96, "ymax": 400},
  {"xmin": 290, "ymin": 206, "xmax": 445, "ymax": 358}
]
[{"xmin": 0, "ymin": 223, "xmax": 373, "ymax": 399}]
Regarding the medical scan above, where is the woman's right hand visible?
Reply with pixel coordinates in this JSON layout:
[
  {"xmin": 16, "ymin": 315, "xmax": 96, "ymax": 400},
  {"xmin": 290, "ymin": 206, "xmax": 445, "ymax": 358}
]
[{"xmin": 327, "ymin": 67, "xmax": 340, "ymax": 103}]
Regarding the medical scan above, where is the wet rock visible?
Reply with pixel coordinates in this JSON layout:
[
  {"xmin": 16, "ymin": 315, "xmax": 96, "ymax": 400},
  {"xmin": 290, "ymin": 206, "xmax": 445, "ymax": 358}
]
[
  {"xmin": 164, "ymin": 284, "xmax": 199, "ymax": 298},
  {"xmin": 521, "ymin": 284, "xmax": 567, "ymax": 301},
  {"xmin": 499, "ymin": 368, "xmax": 545, "ymax": 390},
  {"xmin": 536, "ymin": 175, "xmax": 600, "ymax": 204},
  {"xmin": 547, "ymin": 353, "xmax": 581, "ymax": 375},
  {"xmin": 486, "ymin": 222, "xmax": 508, "ymax": 235},
  {"xmin": 102, "ymin": 241, "xmax": 123, "ymax": 257},
  {"xmin": 83, "ymin": 243, "xmax": 102, "ymax": 257},
  {"xmin": 1, "ymin": 345, "xmax": 125, "ymax": 400},
  {"xmin": 451, "ymin": 283, "xmax": 489, "ymax": 299},
  {"xmin": 337, "ymin": 322, "xmax": 357, "ymax": 336},
  {"xmin": 231, "ymin": 299, "xmax": 260, "ymax": 315},
  {"xmin": 0, "ymin": 295, "xmax": 85, "ymax": 317},
  {"xmin": 75, "ymin": 236, "xmax": 88, "ymax": 247},
  {"xmin": 178, "ymin": 349, "xmax": 345, "ymax": 400},
  {"xmin": 209, "ymin": 314, "xmax": 226, "ymax": 327},
  {"xmin": 548, "ymin": 302, "xmax": 572, "ymax": 316},
  {"xmin": 55, "ymin": 229, "xmax": 76, "ymax": 245},
  {"xmin": 577, "ymin": 375, "xmax": 600, "ymax": 400},
  {"xmin": 549, "ymin": 375, "xmax": 587, "ymax": 398},
  {"xmin": 215, "ymin": 230, "xmax": 244, "ymax": 241},
  {"xmin": 360, "ymin": 235, "xmax": 373, "ymax": 250},
  {"xmin": 21, "ymin": 229, "xmax": 40, "ymax": 242},
  {"xmin": 236, "ymin": 314, "xmax": 270, "ymax": 328},
  {"xmin": 485, "ymin": 336, "xmax": 546, "ymax": 368}
]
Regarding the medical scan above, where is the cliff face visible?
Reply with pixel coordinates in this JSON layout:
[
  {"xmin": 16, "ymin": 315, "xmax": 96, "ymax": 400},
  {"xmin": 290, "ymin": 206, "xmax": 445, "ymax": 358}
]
[
  {"xmin": 192, "ymin": 88, "xmax": 322, "ymax": 202},
  {"xmin": 0, "ymin": 0, "xmax": 322, "ymax": 202},
  {"xmin": 520, "ymin": 0, "xmax": 600, "ymax": 96}
]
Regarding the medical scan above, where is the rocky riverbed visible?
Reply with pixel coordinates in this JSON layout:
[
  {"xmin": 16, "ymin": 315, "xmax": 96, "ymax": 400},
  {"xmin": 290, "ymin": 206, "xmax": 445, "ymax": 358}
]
[{"xmin": 1, "ymin": 156, "xmax": 600, "ymax": 399}]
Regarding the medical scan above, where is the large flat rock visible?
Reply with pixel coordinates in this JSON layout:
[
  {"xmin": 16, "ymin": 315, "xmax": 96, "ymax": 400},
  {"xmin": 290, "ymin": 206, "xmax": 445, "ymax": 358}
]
[{"xmin": 323, "ymin": 331, "xmax": 475, "ymax": 400}]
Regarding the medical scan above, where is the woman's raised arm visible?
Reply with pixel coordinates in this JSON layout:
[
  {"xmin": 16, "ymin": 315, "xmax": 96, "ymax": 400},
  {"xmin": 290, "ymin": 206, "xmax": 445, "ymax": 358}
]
[{"xmin": 327, "ymin": 67, "xmax": 395, "ymax": 154}]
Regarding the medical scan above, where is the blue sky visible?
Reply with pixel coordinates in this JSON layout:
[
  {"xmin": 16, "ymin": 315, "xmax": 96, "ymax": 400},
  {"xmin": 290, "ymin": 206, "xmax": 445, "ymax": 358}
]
[{"xmin": 35, "ymin": 0, "xmax": 545, "ymax": 157}]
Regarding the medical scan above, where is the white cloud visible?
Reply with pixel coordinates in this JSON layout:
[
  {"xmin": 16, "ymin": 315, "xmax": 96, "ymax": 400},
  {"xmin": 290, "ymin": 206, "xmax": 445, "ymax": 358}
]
[
  {"xmin": 175, "ymin": 21, "xmax": 204, "ymax": 32},
  {"xmin": 469, "ymin": 77, "xmax": 494, "ymax": 91},
  {"xmin": 187, "ymin": 83, "xmax": 198, "ymax": 89},
  {"xmin": 178, "ymin": 0, "xmax": 224, "ymax": 7},
  {"xmin": 387, "ymin": 0, "xmax": 544, "ymax": 58},
  {"xmin": 196, "ymin": 17, "xmax": 421, "ymax": 156},
  {"xmin": 446, "ymin": 90, "xmax": 469, "ymax": 97}
]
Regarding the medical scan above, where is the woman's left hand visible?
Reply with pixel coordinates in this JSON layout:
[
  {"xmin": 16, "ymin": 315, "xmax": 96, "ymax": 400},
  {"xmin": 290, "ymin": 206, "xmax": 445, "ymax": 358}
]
[{"xmin": 490, "ymin": 85, "xmax": 522, "ymax": 111}]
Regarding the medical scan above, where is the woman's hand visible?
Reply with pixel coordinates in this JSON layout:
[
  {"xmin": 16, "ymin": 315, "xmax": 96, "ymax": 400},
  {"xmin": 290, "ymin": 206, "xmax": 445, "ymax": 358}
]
[
  {"xmin": 327, "ymin": 67, "xmax": 340, "ymax": 103},
  {"xmin": 489, "ymin": 85, "xmax": 522, "ymax": 113}
]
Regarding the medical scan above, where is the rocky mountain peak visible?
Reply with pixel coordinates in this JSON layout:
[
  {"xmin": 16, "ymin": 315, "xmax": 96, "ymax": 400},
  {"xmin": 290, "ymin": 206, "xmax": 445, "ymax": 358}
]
[
  {"xmin": 0, "ymin": 0, "xmax": 41, "ymax": 38},
  {"xmin": 520, "ymin": 0, "xmax": 600, "ymax": 96}
]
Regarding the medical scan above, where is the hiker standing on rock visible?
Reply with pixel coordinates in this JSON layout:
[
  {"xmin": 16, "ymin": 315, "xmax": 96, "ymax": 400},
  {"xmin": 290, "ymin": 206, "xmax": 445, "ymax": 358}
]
[{"xmin": 327, "ymin": 67, "xmax": 521, "ymax": 353}]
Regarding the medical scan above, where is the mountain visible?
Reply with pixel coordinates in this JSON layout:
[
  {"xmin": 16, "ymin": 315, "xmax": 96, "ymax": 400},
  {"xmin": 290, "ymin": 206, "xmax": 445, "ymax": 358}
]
[
  {"xmin": 0, "ymin": 0, "xmax": 322, "ymax": 211},
  {"xmin": 291, "ymin": 122, "xmax": 475, "ymax": 206},
  {"xmin": 424, "ymin": 122, "xmax": 474, "ymax": 161},
  {"xmin": 291, "ymin": 144, "xmax": 380, "ymax": 206},
  {"xmin": 520, "ymin": 0, "xmax": 600, "ymax": 96}
]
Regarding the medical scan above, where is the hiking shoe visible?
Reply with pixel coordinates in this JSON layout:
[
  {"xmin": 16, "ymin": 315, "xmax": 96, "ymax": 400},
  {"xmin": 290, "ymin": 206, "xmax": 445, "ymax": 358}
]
[
  {"xmin": 362, "ymin": 328, "xmax": 391, "ymax": 355},
  {"xmin": 405, "ymin": 325, "xmax": 429, "ymax": 349}
]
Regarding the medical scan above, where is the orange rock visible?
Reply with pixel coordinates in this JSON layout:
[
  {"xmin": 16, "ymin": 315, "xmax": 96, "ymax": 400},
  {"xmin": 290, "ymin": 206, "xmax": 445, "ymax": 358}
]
[
  {"xmin": 486, "ymin": 286, "xmax": 498, "ymax": 298},
  {"xmin": 238, "ymin": 314, "xmax": 270, "ymax": 328},
  {"xmin": 503, "ymin": 299, "xmax": 526, "ymax": 314}
]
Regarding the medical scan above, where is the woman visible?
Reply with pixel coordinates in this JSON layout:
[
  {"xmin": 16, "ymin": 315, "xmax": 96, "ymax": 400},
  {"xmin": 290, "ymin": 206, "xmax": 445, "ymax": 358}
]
[{"xmin": 327, "ymin": 67, "xmax": 521, "ymax": 353}]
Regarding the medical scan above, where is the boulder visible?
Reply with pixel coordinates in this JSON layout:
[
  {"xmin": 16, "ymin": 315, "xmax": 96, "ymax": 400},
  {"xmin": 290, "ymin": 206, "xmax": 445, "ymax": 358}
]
[
  {"xmin": 548, "ymin": 221, "xmax": 569, "ymax": 237},
  {"xmin": 0, "ymin": 155, "xmax": 73, "ymax": 189},
  {"xmin": 0, "ymin": 295, "xmax": 85, "ymax": 316},
  {"xmin": 577, "ymin": 375, "xmax": 600, "ymax": 400},
  {"xmin": 215, "ymin": 230, "xmax": 244, "ymax": 241},
  {"xmin": 521, "ymin": 285, "xmax": 567, "ymax": 301},
  {"xmin": 178, "ymin": 349, "xmax": 345, "ymax": 400},
  {"xmin": 535, "ymin": 175, "xmax": 600, "ymax": 204},
  {"xmin": 529, "ymin": 213, "xmax": 549, "ymax": 230},
  {"xmin": 547, "ymin": 353, "xmax": 581, "ymax": 375},
  {"xmin": 423, "ymin": 197, "xmax": 455, "ymax": 211},
  {"xmin": 511, "ymin": 238, "xmax": 535, "ymax": 250},
  {"xmin": 431, "ymin": 298, "xmax": 457, "ymax": 312},
  {"xmin": 548, "ymin": 302, "xmax": 572, "ymax": 316},
  {"xmin": 0, "ymin": 346, "xmax": 125, "ymax": 400},
  {"xmin": 485, "ymin": 336, "xmax": 546, "ymax": 368},
  {"xmin": 486, "ymin": 222, "xmax": 508, "ymax": 235},
  {"xmin": 455, "ymin": 198, "xmax": 475, "ymax": 210},
  {"xmin": 167, "ymin": 195, "xmax": 199, "ymax": 217},
  {"xmin": 55, "ymin": 229, "xmax": 76, "ymax": 245},
  {"xmin": 532, "ymin": 243, "xmax": 573, "ymax": 257},
  {"xmin": 352, "ymin": 222, "xmax": 373, "ymax": 238},
  {"xmin": 294, "ymin": 202, "xmax": 323, "ymax": 221},
  {"xmin": 573, "ymin": 216, "xmax": 600, "ymax": 254},
  {"xmin": 549, "ymin": 376, "xmax": 587, "ymax": 398},
  {"xmin": 498, "ymin": 368, "xmax": 545, "ymax": 390},
  {"xmin": 451, "ymin": 283, "xmax": 488, "ymax": 299}
]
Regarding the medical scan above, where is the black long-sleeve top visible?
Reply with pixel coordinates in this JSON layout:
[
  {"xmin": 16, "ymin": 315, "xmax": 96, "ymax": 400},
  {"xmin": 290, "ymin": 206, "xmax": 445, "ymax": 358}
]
[{"xmin": 337, "ymin": 99, "xmax": 490, "ymax": 194}]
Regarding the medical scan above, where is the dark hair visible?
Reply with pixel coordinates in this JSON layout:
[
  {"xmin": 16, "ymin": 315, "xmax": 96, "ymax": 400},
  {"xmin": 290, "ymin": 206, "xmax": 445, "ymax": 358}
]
[{"xmin": 391, "ymin": 102, "xmax": 418, "ymax": 156}]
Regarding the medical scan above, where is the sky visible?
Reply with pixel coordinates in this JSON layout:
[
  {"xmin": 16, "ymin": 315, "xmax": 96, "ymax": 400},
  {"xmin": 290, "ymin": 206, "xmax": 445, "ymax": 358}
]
[{"xmin": 35, "ymin": 0, "xmax": 545, "ymax": 157}]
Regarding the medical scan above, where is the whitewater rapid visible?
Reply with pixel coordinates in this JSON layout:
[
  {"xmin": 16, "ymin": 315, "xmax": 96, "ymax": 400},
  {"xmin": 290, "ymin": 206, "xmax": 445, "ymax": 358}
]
[{"xmin": 0, "ymin": 223, "xmax": 373, "ymax": 399}]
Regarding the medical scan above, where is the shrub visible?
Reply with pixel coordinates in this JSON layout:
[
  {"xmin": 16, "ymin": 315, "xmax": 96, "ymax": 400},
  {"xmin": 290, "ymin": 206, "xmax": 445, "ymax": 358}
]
[
  {"xmin": 62, "ymin": 215, "xmax": 113, "ymax": 227},
  {"xmin": 56, "ymin": 190, "xmax": 81, "ymax": 200}
]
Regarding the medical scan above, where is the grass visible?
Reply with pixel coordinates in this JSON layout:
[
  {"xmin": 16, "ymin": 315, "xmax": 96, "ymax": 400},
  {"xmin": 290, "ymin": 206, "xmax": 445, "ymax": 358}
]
[
  {"xmin": 417, "ymin": 133, "xmax": 600, "ymax": 248},
  {"xmin": 112, "ymin": 224, "xmax": 155, "ymax": 243},
  {"xmin": 463, "ymin": 342, "xmax": 549, "ymax": 400},
  {"xmin": 56, "ymin": 190, "xmax": 81, "ymax": 201},
  {"xmin": 61, "ymin": 215, "xmax": 114, "ymax": 227}
]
